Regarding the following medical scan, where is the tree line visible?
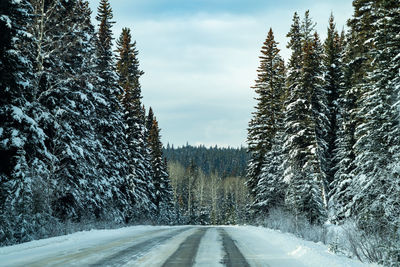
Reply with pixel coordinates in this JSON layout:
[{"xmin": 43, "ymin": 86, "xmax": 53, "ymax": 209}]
[
  {"xmin": 164, "ymin": 144, "xmax": 248, "ymax": 177},
  {"xmin": 0, "ymin": 0, "xmax": 174, "ymax": 245},
  {"xmin": 247, "ymin": 1, "xmax": 399, "ymax": 264}
]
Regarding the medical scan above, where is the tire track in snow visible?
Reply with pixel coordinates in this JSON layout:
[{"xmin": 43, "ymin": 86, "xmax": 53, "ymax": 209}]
[
  {"xmin": 218, "ymin": 228, "xmax": 250, "ymax": 267},
  {"xmin": 162, "ymin": 227, "xmax": 208, "ymax": 267},
  {"xmin": 27, "ymin": 227, "xmax": 190, "ymax": 267},
  {"xmin": 90, "ymin": 227, "xmax": 192, "ymax": 266}
]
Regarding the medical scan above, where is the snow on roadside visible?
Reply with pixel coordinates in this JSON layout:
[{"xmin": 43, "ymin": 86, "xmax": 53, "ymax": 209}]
[
  {"xmin": 0, "ymin": 225, "xmax": 179, "ymax": 266},
  {"xmin": 224, "ymin": 225, "xmax": 380, "ymax": 267},
  {"xmin": 194, "ymin": 227, "xmax": 224, "ymax": 267}
]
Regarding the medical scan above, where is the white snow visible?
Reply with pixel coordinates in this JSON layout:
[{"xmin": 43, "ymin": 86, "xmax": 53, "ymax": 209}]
[
  {"xmin": 0, "ymin": 225, "xmax": 376, "ymax": 267},
  {"xmin": 133, "ymin": 227, "xmax": 197, "ymax": 267},
  {"xmin": 0, "ymin": 225, "xmax": 184, "ymax": 266},
  {"xmin": 0, "ymin": 15, "xmax": 11, "ymax": 28},
  {"xmin": 11, "ymin": 106, "xmax": 24, "ymax": 123},
  {"xmin": 194, "ymin": 227, "xmax": 224, "ymax": 266},
  {"xmin": 224, "ymin": 225, "xmax": 378, "ymax": 267},
  {"xmin": 11, "ymin": 129, "xmax": 24, "ymax": 147}
]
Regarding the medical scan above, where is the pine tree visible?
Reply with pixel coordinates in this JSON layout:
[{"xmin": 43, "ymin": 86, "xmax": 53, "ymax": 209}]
[
  {"xmin": 383, "ymin": 2, "xmax": 400, "ymax": 241},
  {"xmin": 350, "ymin": 0, "xmax": 399, "ymax": 231},
  {"xmin": 25, "ymin": 0, "xmax": 114, "ymax": 222},
  {"xmin": 330, "ymin": 0, "xmax": 379, "ymax": 222},
  {"xmin": 246, "ymin": 28, "xmax": 286, "ymax": 214},
  {"xmin": 95, "ymin": 0, "xmax": 116, "ymax": 93},
  {"xmin": 255, "ymin": 127, "xmax": 286, "ymax": 215},
  {"xmin": 322, "ymin": 14, "xmax": 343, "ymax": 189},
  {"xmin": 148, "ymin": 116, "xmax": 174, "ymax": 223},
  {"xmin": 329, "ymin": 33, "xmax": 357, "ymax": 221},
  {"xmin": 309, "ymin": 32, "xmax": 330, "ymax": 208},
  {"xmin": 115, "ymin": 28, "xmax": 155, "ymax": 222},
  {"xmin": 0, "ymin": 0, "xmax": 38, "ymax": 244},
  {"xmin": 0, "ymin": 0, "xmax": 67, "ymax": 244},
  {"xmin": 283, "ymin": 11, "xmax": 326, "ymax": 224},
  {"xmin": 146, "ymin": 107, "xmax": 154, "ymax": 134},
  {"xmin": 93, "ymin": 0, "xmax": 129, "ymax": 222}
]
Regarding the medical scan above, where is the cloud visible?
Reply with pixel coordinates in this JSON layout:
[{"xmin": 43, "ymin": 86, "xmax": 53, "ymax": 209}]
[{"xmin": 87, "ymin": 0, "xmax": 354, "ymax": 147}]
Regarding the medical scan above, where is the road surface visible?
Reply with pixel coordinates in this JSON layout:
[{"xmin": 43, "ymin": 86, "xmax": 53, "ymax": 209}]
[{"xmin": 0, "ymin": 225, "xmax": 369, "ymax": 267}]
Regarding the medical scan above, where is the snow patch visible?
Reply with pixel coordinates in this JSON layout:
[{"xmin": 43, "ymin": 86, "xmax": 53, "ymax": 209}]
[
  {"xmin": 194, "ymin": 227, "xmax": 224, "ymax": 266},
  {"xmin": 224, "ymin": 225, "xmax": 373, "ymax": 267},
  {"xmin": 289, "ymin": 246, "xmax": 309, "ymax": 257},
  {"xmin": 11, "ymin": 106, "xmax": 24, "ymax": 123},
  {"xmin": 0, "ymin": 15, "xmax": 11, "ymax": 28}
]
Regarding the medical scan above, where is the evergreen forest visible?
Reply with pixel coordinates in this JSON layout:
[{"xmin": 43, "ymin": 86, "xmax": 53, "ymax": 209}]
[
  {"xmin": 246, "ymin": 3, "xmax": 400, "ymax": 265},
  {"xmin": 164, "ymin": 144, "xmax": 248, "ymax": 177},
  {"xmin": 0, "ymin": 0, "xmax": 174, "ymax": 245},
  {"xmin": 1, "ymin": 0, "xmax": 399, "ymax": 265}
]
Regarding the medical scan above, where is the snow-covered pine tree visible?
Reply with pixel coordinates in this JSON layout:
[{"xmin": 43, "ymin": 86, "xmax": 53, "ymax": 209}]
[
  {"xmin": 329, "ymin": 32, "xmax": 358, "ymax": 222},
  {"xmin": 330, "ymin": 0, "xmax": 378, "ymax": 222},
  {"xmin": 322, "ymin": 14, "xmax": 343, "ymax": 189},
  {"xmin": 350, "ymin": 0, "xmax": 400, "ymax": 233},
  {"xmin": 115, "ymin": 28, "xmax": 156, "ymax": 222},
  {"xmin": 72, "ymin": 0, "xmax": 117, "ymax": 222},
  {"xmin": 255, "ymin": 122, "xmax": 286, "ymax": 215},
  {"xmin": 283, "ymin": 11, "xmax": 326, "ymax": 224},
  {"xmin": 93, "ymin": 0, "xmax": 129, "ymax": 222},
  {"xmin": 140, "ymin": 106, "xmax": 158, "ymax": 220},
  {"xmin": 25, "ymin": 0, "xmax": 111, "ymax": 222},
  {"xmin": 383, "ymin": 1, "xmax": 400, "ymax": 261},
  {"xmin": 384, "ymin": 0, "xmax": 400, "ymax": 236},
  {"xmin": 247, "ymin": 28, "xmax": 286, "ymax": 215},
  {"xmin": 309, "ymin": 32, "xmax": 330, "ymax": 208},
  {"xmin": 148, "ymin": 116, "xmax": 174, "ymax": 224},
  {"xmin": 0, "ymin": 0, "xmax": 52, "ymax": 244}
]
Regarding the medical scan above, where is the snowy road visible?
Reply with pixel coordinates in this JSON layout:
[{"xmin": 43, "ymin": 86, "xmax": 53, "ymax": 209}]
[{"xmin": 0, "ymin": 225, "xmax": 373, "ymax": 267}]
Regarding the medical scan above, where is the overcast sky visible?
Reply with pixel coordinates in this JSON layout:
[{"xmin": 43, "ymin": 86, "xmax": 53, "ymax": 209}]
[{"xmin": 87, "ymin": 0, "xmax": 354, "ymax": 148}]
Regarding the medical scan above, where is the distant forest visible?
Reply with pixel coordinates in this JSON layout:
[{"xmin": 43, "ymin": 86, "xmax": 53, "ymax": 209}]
[{"xmin": 163, "ymin": 145, "xmax": 248, "ymax": 178}]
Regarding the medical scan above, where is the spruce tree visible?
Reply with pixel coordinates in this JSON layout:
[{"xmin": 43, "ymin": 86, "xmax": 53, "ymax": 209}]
[
  {"xmin": 0, "ymin": 0, "xmax": 49, "ymax": 244},
  {"xmin": 350, "ymin": 0, "xmax": 399, "ymax": 232},
  {"xmin": 329, "ymin": 33, "xmax": 358, "ymax": 221},
  {"xmin": 148, "ymin": 116, "xmax": 174, "ymax": 223},
  {"xmin": 25, "ymin": 0, "xmax": 114, "ymax": 222},
  {"xmin": 309, "ymin": 32, "xmax": 330, "ymax": 208},
  {"xmin": 283, "ymin": 11, "xmax": 326, "ymax": 224},
  {"xmin": 385, "ymin": 0, "xmax": 400, "ymax": 257},
  {"xmin": 322, "ymin": 14, "xmax": 342, "ymax": 188},
  {"xmin": 330, "ymin": 0, "xmax": 379, "ymax": 222},
  {"xmin": 146, "ymin": 107, "xmax": 155, "ymax": 134},
  {"xmin": 246, "ymin": 28, "xmax": 286, "ymax": 214},
  {"xmin": 94, "ymin": 0, "xmax": 129, "ymax": 222},
  {"xmin": 115, "ymin": 28, "xmax": 155, "ymax": 222}
]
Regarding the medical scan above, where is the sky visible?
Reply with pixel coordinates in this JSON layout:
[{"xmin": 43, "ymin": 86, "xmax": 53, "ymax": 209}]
[{"xmin": 87, "ymin": 0, "xmax": 354, "ymax": 148}]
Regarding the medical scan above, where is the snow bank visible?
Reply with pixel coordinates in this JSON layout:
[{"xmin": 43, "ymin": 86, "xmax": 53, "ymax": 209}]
[{"xmin": 224, "ymin": 225, "xmax": 379, "ymax": 267}]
